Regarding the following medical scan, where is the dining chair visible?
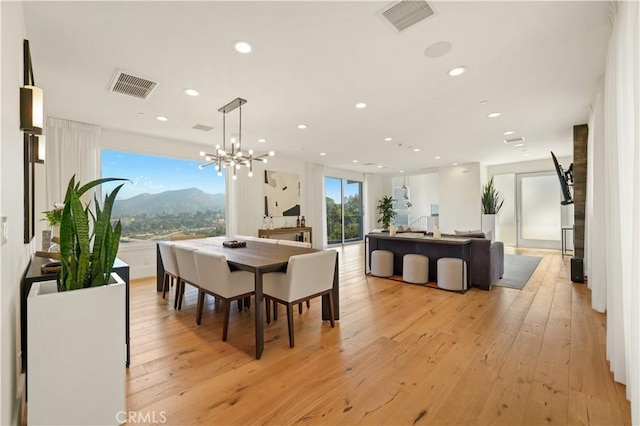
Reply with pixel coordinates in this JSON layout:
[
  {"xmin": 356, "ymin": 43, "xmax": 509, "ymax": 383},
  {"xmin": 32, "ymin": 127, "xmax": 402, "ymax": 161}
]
[
  {"xmin": 263, "ymin": 250, "xmax": 336, "ymax": 348},
  {"xmin": 158, "ymin": 241, "xmax": 180, "ymax": 306},
  {"xmin": 277, "ymin": 240, "xmax": 312, "ymax": 248},
  {"xmin": 193, "ymin": 251, "xmax": 255, "ymax": 341},
  {"xmin": 274, "ymin": 239, "xmax": 313, "ymax": 313},
  {"xmin": 173, "ymin": 245, "xmax": 201, "ymax": 310}
]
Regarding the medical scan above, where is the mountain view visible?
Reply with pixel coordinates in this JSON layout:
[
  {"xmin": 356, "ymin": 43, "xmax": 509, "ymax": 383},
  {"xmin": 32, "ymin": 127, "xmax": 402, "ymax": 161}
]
[
  {"xmin": 113, "ymin": 188, "xmax": 225, "ymax": 216},
  {"xmin": 112, "ymin": 188, "xmax": 226, "ymax": 241}
]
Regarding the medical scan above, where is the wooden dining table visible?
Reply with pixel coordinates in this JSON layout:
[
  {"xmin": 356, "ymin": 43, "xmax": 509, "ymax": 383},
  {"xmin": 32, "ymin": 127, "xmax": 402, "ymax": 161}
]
[{"xmin": 156, "ymin": 237, "xmax": 340, "ymax": 359}]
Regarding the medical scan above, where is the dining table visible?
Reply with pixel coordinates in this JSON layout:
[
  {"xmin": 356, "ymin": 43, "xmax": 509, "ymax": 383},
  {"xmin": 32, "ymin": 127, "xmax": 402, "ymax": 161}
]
[{"xmin": 156, "ymin": 237, "xmax": 340, "ymax": 359}]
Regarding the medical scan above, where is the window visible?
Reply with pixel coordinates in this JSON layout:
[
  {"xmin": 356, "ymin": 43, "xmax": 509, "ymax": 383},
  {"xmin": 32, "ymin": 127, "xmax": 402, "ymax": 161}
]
[
  {"xmin": 325, "ymin": 177, "xmax": 363, "ymax": 245},
  {"xmin": 101, "ymin": 149, "xmax": 226, "ymax": 241}
]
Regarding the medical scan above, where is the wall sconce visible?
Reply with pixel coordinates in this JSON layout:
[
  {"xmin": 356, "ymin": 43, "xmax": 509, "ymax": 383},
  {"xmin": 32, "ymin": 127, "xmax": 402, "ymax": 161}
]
[
  {"xmin": 34, "ymin": 135, "xmax": 45, "ymax": 164},
  {"xmin": 20, "ymin": 40, "xmax": 44, "ymax": 135}
]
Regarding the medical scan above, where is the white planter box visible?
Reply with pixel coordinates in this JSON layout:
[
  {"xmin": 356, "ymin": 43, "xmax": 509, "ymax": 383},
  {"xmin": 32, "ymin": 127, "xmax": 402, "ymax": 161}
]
[
  {"xmin": 482, "ymin": 214, "xmax": 496, "ymax": 242},
  {"xmin": 27, "ymin": 274, "xmax": 126, "ymax": 426}
]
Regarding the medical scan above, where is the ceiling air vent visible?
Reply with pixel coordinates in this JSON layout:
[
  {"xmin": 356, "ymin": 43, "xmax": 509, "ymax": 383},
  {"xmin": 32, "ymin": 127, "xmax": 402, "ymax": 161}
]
[
  {"xmin": 504, "ymin": 137, "xmax": 526, "ymax": 144},
  {"xmin": 192, "ymin": 124, "xmax": 214, "ymax": 132},
  {"xmin": 108, "ymin": 70, "xmax": 158, "ymax": 100},
  {"xmin": 380, "ymin": 0, "xmax": 435, "ymax": 33}
]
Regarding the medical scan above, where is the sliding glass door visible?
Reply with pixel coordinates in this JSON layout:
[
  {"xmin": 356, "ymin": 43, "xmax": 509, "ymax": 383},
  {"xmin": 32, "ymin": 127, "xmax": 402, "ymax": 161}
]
[
  {"xmin": 517, "ymin": 171, "xmax": 562, "ymax": 249},
  {"xmin": 325, "ymin": 177, "xmax": 363, "ymax": 245}
]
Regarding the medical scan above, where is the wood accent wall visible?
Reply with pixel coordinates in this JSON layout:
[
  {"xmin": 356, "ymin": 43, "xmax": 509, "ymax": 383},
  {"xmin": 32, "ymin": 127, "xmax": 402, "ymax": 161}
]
[{"xmin": 573, "ymin": 124, "xmax": 588, "ymax": 258}]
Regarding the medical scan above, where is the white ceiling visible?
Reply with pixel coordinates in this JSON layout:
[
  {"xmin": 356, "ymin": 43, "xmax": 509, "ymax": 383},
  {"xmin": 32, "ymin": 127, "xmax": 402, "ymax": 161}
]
[{"xmin": 24, "ymin": 1, "xmax": 611, "ymax": 175}]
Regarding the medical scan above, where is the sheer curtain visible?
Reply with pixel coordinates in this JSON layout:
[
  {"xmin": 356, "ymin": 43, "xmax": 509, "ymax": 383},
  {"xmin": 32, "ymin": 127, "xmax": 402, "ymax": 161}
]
[
  {"xmin": 45, "ymin": 117, "xmax": 100, "ymax": 207},
  {"xmin": 585, "ymin": 2, "xmax": 639, "ymax": 422},
  {"xmin": 306, "ymin": 163, "xmax": 326, "ymax": 248}
]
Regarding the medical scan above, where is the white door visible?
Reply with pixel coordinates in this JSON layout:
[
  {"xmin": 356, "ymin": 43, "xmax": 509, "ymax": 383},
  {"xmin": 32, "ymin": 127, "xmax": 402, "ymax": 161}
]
[{"xmin": 516, "ymin": 171, "xmax": 562, "ymax": 249}]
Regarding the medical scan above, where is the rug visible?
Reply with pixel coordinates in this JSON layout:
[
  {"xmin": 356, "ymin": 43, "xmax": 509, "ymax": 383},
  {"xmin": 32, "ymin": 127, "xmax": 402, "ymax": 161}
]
[{"xmin": 494, "ymin": 254, "xmax": 542, "ymax": 290}]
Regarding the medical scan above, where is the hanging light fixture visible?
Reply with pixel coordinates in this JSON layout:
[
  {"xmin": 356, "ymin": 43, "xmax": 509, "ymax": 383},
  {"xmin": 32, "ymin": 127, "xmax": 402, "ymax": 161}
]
[
  {"xmin": 199, "ymin": 98, "xmax": 274, "ymax": 179},
  {"xmin": 20, "ymin": 40, "xmax": 44, "ymax": 135}
]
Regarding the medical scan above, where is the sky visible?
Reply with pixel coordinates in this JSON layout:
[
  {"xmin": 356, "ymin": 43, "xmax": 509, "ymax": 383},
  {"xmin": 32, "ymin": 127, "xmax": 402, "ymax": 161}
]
[
  {"xmin": 325, "ymin": 177, "xmax": 361, "ymax": 204},
  {"xmin": 101, "ymin": 150, "xmax": 225, "ymax": 199}
]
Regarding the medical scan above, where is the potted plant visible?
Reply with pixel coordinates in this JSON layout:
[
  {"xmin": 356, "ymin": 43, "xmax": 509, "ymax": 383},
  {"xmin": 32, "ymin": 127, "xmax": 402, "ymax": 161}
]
[
  {"xmin": 376, "ymin": 195, "xmax": 398, "ymax": 230},
  {"xmin": 481, "ymin": 177, "xmax": 504, "ymax": 242},
  {"xmin": 27, "ymin": 175, "xmax": 129, "ymax": 425}
]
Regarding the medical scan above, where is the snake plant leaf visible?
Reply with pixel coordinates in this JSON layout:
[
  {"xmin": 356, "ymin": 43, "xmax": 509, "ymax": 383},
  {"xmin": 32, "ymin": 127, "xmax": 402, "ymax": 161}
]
[
  {"xmin": 76, "ymin": 177, "xmax": 129, "ymax": 198},
  {"xmin": 91, "ymin": 183, "xmax": 125, "ymax": 284},
  {"xmin": 69, "ymin": 191, "xmax": 91, "ymax": 288}
]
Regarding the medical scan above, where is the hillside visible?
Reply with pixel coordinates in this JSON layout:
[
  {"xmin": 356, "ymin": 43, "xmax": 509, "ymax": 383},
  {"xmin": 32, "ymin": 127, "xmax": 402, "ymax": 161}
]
[{"xmin": 112, "ymin": 188, "xmax": 224, "ymax": 216}]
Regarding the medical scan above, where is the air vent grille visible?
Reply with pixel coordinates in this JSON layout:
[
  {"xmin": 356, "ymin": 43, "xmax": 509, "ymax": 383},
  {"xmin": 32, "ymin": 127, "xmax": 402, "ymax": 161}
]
[
  {"xmin": 108, "ymin": 70, "xmax": 158, "ymax": 99},
  {"xmin": 192, "ymin": 124, "xmax": 214, "ymax": 132},
  {"xmin": 504, "ymin": 137, "xmax": 526, "ymax": 144},
  {"xmin": 381, "ymin": 0, "xmax": 435, "ymax": 32}
]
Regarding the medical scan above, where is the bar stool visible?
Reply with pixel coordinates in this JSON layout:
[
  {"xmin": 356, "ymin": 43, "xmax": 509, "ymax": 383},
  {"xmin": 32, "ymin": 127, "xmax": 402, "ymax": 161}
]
[
  {"xmin": 370, "ymin": 250, "xmax": 393, "ymax": 277},
  {"xmin": 403, "ymin": 254, "xmax": 429, "ymax": 284},
  {"xmin": 437, "ymin": 258, "xmax": 467, "ymax": 291}
]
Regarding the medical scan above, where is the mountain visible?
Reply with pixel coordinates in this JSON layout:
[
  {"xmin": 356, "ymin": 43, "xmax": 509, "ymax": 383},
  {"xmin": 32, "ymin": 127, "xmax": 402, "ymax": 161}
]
[{"xmin": 112, "ymin": 188, "xmax": 225, "ymax": 216}]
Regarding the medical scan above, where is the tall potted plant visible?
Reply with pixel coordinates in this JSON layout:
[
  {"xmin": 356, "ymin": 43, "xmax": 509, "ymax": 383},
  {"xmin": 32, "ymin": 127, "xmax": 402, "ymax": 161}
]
[
  {"xmin": 376, "ymin": 195, "xmax": 397, "ymax": 230},
  {"xmin": 28, "ymin": 176, "xmax": 129, "ymax": 425},
  {"xmin": 481, "ymin": 177, "xmax": 503, "ymax": 242}
]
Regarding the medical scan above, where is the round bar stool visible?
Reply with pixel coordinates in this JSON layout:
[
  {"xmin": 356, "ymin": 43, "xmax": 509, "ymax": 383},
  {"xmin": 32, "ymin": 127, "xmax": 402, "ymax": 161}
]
[
  {"xmin": 370, "ymin": 250, "xmax": 393, "ymax": 277},
  {"xmin": 402, "ymin": 254, "xmax": 429, "ymax": 284},
  {"xmin": 437, "ymin": 258, "xmax": 467, "ymax": 291}
]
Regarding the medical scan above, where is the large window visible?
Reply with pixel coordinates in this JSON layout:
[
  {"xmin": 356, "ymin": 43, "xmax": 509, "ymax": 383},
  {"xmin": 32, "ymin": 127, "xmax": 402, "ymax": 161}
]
[
  {"xmin": 101, "ymin": 150, "xmax": 225, "ymax": 241},
  {"xmin": 325, "ymin": 177, "xmax": 363, "ymax": 245}
]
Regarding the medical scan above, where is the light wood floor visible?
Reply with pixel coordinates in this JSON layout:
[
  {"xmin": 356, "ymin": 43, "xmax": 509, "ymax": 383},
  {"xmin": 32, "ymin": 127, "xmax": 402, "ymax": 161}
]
[{"xmin": 126, "ymin": 244, "xmax": 631, "ymax": 425}]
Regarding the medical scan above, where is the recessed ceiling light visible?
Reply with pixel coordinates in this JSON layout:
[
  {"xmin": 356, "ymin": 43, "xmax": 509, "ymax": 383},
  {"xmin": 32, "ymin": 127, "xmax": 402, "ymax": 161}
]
[
  {"xmin": 377, "ymin": 165, "xmax": 383, "ymax": 168},
  {"xmin": 487, "ymin": 112, "xmax": 501, "ymax": 118},
  {"xmin": 453, "ymin": 162, "xmax": 459, "ymax": 166},
  {"xmin": 233, "ymin": 41, "xmax": 252, "ymax": 53},
  {"xmin": 413, "ymin": 148, "xmax": 421, "ymax": 152},
  {"xmin": 447, "ymin": 66, "xmax": 467, "ymax": 76},
  {"xmin": 352, "ymin": 160, "xmax": 358, "ymax": 163},
  {"xmin": 524, "ymin": 153, "xmax": 531, "ymax": 156},
  {"xmin": 320, "ymin": 152, "xmax": 326, "ymax": 156},
  {"xmin": 434, "ymin": 156, "xmax": 441, "ymax": 159},
  {"xmin": 258, "ymin": 138, "xmax": 266, "ymax": 143},
  {"xmin": 503, "ymin": 130, "xmax": 515, "ymax": 135},
  {"xmin": 480, "ymin": 100, "xmax": 488, "ymax": 105},
  {"xmin": 515, "ymin": 143, "xmax": 525, "ymax": 147},
  {"xmin": 384, "ymin": 137, "xmax": 392, "ymax": 141},
  {"xmin": 297, "ymin": 124, "xmax": 307, "ymax": 129},
  {"xmin": 400, "ymin": 170, "xmax": 405, "ymax": 173},
  {"xmin": 156, "ymin": 116, "xmax": 168, "ymax": 122},
  {"xmin": 184, "ymin": 88, "xmax": 199, "ymax": 97},
  {"xmin": 355, "ymin": 102, "xmax": 367, "ymax": 109}
]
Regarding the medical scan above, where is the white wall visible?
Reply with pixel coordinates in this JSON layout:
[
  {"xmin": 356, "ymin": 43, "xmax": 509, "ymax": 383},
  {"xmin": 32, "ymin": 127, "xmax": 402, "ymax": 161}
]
[
  {"xmin": 366, "ymin": 173, "xmax": 391, "ymax": 232},
  {"xmin": 1, "ymin": 2, "xmax": 31, "ymax": 424},
  {"xmin": 438, "ymin": 163, "xmax": 482, "ymax": 233}
]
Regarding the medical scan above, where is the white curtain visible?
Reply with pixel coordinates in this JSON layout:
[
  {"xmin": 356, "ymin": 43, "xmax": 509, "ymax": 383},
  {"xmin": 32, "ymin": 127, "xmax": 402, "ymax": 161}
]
[
  {"xmin": 45, "ymin": 117, "xmax": 100, "ymax": 206},
  {"xmin": 306, "ymin": 163, "xmax": 326, "ymax": 248},
  {"xmin": 585, "ymin": 2, "xmax": 639, "ymax": 422},
  {"xmin": 226, "ymin": 165, "xmax": 264, "ymax": 237}
]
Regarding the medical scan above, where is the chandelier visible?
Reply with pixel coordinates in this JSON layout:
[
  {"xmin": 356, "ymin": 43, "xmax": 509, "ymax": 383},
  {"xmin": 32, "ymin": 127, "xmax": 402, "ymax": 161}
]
[{"xmin": 199, "ymin": 97, "xmax": 274, "ymax": 179}]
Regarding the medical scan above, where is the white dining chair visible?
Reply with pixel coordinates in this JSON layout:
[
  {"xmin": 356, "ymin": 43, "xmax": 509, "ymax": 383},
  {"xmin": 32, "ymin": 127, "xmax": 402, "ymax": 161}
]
[
  {"xmin": 173, "ymin": 245, "xmax": 201, "ymax": 310},
  {"xmin": 193, "ymin": 251, "xmax": 255, "ymax": 341},
  {"xmin": 277, "ymin": 240, "xmax": 312, "ymax": 248},
  {"xmin": 158, "ymin": 241, "xmax": 180, "ymax": 306},
  {"xmin": 263, "ymin": 250, "xmax": 337, "ymax": 348}
]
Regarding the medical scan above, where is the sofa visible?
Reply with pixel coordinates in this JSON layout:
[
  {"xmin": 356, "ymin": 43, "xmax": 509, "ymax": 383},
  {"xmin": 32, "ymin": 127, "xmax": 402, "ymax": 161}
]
[{"xmin": 367, "ymin": 231, "xmax": 504, "ymax": 290}]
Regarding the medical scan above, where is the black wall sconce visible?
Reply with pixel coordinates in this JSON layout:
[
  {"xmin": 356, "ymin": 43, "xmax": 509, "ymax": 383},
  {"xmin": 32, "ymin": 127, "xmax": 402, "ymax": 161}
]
[{"xmin": 20, "ymin": 39, "xmax": 44, "ymax": 135}]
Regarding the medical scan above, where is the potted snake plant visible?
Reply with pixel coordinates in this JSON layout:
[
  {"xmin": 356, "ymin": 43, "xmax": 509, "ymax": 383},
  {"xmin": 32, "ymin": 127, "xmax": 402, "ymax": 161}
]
[
  {"xmin": 481, "ymin": 177, "xmax": 503, "ymax": 242},
  {"xmin": 27, "ymin": 176, "xmax": 130, "ymax": 425}
]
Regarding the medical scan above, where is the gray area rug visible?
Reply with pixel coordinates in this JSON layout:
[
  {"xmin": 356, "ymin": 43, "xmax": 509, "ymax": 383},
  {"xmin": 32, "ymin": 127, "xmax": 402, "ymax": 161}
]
[{"xmin": 494, "ymin": 254, "xmax": 542, "ymax": 290}]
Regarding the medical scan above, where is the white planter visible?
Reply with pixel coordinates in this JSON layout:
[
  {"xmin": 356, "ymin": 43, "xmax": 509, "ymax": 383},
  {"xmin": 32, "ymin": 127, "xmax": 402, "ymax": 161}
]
[
  {"xmin": 482, "ymin": 214, "xmax": 496, "ymax": 242},
  {"xmin": 27, "ymin": 273, "xmax": 126, "ymax": 426}
]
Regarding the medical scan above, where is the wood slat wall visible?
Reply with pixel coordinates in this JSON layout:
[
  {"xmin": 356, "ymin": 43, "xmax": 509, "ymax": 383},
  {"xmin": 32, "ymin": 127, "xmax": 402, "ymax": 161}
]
[
  {"xmin": 573, "ymin": 124, "xmax": 588, "ymax": 259},
  {"xmin": 124, "ymin": 244, "xmax": 630, "ymax": 425}
]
